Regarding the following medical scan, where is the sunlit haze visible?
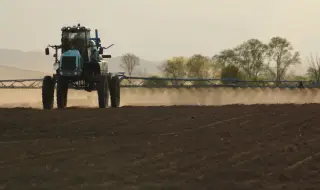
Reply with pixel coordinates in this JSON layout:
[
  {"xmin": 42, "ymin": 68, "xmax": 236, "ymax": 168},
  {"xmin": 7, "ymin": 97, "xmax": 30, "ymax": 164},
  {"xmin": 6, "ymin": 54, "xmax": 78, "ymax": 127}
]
[{"xmin": 1, "ymin": 0, "xmax": 319, "ymax": 73}]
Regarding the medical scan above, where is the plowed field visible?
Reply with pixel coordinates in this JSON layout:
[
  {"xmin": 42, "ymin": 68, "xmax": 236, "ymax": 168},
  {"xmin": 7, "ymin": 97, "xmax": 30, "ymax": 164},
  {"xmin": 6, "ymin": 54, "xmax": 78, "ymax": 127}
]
[{"xmin": 1, "ymin": 104, "xmax": 320, "ymax": 189}]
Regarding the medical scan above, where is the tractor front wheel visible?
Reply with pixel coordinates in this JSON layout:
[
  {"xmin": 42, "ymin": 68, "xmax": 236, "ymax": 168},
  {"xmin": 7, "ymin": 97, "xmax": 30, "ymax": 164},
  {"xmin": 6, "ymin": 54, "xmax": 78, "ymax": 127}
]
[
  {"xmin": 97, "ymin": 76, "xmax": 109, "ymax": 108},
  {"xmin": 56, "ymin": 77, "xmax": 69, "ymax": 108},
  {"xmin": 42, "ymin": 76, "xmax": 55, "ymax": 109},
  {"xmin": 110, "ymin": 76, "xmax": 120, "ymax": 108}
]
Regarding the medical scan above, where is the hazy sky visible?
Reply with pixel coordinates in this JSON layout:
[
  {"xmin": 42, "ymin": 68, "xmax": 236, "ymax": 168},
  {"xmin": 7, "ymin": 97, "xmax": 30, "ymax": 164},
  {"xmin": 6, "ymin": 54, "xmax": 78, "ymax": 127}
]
[{"xmin": 1, "ymin": 0, "xmax": 320, "ymax": 69}]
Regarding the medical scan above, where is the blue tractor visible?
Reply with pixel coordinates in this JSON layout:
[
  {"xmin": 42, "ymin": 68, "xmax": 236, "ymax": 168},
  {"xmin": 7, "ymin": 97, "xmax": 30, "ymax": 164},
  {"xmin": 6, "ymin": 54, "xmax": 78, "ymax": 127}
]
[{"xmin": 42, "ymin": 24, "xmax": 121, "ymax": 109}]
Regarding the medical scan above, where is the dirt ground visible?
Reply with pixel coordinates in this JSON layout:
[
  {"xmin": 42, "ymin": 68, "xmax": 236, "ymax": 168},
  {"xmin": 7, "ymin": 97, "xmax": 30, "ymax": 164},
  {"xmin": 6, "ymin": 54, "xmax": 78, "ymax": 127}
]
[{"xmin": 0, "ymin": 104, "xmax": 320, "ymax": 190}]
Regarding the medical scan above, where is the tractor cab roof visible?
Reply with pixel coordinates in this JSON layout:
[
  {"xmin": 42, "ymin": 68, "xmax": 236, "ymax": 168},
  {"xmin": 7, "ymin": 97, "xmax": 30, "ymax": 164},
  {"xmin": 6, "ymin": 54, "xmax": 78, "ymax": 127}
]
[{"xmin": 61, "ymin": 24, "xmax": 90, "ymax": 32}]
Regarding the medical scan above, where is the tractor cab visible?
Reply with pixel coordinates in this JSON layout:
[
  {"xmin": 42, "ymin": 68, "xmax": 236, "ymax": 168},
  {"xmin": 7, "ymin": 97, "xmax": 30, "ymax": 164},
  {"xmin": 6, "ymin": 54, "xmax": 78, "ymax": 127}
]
[
  {"xmin": 61, "ymin": 24, "xmax": 91, "ymax": 62},
  {"xmin": 44, "ymin": 23, "xmax": 113, "ymax": 77}
]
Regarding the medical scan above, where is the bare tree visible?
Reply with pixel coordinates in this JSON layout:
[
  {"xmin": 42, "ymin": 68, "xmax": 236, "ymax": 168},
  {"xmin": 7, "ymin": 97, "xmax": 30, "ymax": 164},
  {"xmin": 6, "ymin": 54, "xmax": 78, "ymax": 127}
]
[
  {"xmin": 212, "ymin": 39, "xmax": 269, "ymax": 80},
  {"xmin": 307, "ymin": 53, "xmax": 320, "ymax": 83},
  {"xmin": 121, "ymin": 53, "xmax": 140, "ymax": 76},
  {"xmin": 267, "ymin": 37, "xmax": 301, "ymax": 82},
  {"xmin": 236, "ymin": 39, "xmax": 269, "ymax": 80}
]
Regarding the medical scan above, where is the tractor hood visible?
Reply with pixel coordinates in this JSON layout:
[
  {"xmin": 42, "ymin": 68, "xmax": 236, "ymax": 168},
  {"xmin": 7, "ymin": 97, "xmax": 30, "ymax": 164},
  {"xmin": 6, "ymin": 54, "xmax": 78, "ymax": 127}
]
[
  {"xmin": 59, "ymin": 49, "xmax": 82, "ymax": 76},
  {"xmin": 61, "ymin": 49, "xmax": 81, "ymax": 58}
]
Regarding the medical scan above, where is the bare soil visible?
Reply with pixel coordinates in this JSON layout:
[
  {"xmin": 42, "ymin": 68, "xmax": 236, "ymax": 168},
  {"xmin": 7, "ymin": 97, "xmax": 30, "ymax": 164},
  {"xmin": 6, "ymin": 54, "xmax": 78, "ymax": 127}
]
[{"xmin": 1, "ymin": 104, "xmax": 320, "ymax": 190}]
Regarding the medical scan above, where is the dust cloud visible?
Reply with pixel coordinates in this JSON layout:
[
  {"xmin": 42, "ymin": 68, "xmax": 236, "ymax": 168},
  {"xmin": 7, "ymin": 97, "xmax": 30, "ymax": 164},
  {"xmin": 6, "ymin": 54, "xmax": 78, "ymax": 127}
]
[
  {"xmin": 121, "ymin": 88, "xmax": 320, "ymax": 106},
  {"xmin": 0, "ymin": 87, "xmax": 320, "ymax": 108}
]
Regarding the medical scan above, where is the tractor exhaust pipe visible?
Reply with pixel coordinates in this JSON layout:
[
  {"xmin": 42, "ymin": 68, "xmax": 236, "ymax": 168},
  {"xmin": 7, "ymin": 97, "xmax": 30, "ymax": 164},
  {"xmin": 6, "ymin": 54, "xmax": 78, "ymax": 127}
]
[{"xmin": 95, "ymin": 29, "xmax": 98, "ymax": 39}]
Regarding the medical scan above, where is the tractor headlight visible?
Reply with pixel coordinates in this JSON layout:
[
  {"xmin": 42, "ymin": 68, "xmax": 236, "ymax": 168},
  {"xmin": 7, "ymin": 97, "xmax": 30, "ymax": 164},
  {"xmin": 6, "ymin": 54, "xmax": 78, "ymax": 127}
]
[{"xmin": 53, "ymin": 62, "xmax": 59, "ymax": 70}]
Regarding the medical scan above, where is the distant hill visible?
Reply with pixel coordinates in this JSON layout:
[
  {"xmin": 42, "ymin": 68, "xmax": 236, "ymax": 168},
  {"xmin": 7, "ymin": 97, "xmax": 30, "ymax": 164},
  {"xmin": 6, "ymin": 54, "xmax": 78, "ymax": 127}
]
[
  {"xmin": 0, "ymin": 49, "xmax": 162, "ymax": 79},
  {"xmin": 0, "ymin": 49, "xmax": 54, "ymax": 74},
  {"xmin": 0, "ymin": 65, "xmax": 49, "ymax": 80}
]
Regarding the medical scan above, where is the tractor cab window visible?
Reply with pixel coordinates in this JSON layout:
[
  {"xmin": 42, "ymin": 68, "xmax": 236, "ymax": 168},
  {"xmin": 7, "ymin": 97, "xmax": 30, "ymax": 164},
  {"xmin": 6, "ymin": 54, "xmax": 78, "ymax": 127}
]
[
  {"xmin": 62, "ymin": 31, "xmax": 86, "ymax": 52},
  {"xmin": 86, "ymin": 31, "xmax": 91, "ymax": 40}
]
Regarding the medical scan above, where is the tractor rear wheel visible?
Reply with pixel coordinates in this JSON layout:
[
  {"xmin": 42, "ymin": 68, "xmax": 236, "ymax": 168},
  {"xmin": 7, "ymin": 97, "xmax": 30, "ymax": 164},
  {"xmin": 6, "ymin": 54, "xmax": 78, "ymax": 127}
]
[
  {"xmin": 42, "ymin": 76, "xmax": 55, "ymax": 109},
  {"xmin": 56, "ymin": 77, "xmax": 69, "ymax": 108},
  {"xmin": 110, "ymin": 76, "xmax": 120, "ymax": 108},
  {"xmin": 97, "ymin": 76, "xmax": 109, "ymax": 108}
]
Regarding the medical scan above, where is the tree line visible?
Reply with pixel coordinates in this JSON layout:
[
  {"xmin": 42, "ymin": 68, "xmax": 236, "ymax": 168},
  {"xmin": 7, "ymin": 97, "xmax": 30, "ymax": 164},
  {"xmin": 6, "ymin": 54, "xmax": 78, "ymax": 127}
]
[{"xmin": 120, "ymin": 36, "xmax": 320, "ymax": 83}]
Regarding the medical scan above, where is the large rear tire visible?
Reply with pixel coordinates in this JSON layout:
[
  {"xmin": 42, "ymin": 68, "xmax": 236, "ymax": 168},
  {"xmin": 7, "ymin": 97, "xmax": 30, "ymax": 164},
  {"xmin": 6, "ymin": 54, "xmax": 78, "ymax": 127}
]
[
  {"xmin": 110, "ymin": 76, "xmax": 120, "ymax": 108},
  {"xmin": 42, "ymin": 76, "xmax": 55, "ymax": 110},
  {"xmin": 56, "ymin": 77, "xmax": 69, "ymax": 108},
  {"xmin": 97, "ymin": 76, "xmax": 109, "ymax": 108}
]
